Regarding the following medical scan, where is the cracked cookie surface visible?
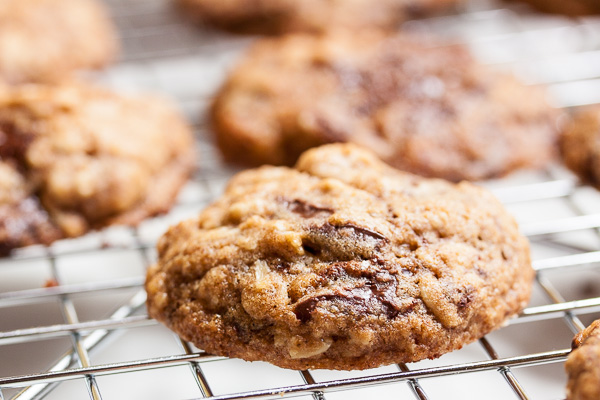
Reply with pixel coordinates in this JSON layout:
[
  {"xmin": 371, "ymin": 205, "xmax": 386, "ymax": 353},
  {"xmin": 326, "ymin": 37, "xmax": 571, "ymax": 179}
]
[
  {"xmin": 0, "ymin": 0, "xmax": 117, "ymax": 84},
  {"xmin": 176, "ymin": 0, "xmax": 464, "ymax": 34},
  {"xmin": 0, "ymin": 83, "xmax": 195, "ymax": 255},
  {"xmin": 146, "ymin": 143, "xmax": 533, "ymax": 370},
  {"xmin": 213, "ymin": 31, "xmax": 559, "ymax": 181},
  {"xmin": 566, "ymin": 319, "xmax": 600, "ymax": 400}
]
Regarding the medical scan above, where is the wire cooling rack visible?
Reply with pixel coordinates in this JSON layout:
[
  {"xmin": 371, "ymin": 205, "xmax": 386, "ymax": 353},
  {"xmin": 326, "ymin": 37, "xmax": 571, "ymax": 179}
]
[{"xmin": 1, "ymin": 0, "xmax": 600, "ymax": 399}]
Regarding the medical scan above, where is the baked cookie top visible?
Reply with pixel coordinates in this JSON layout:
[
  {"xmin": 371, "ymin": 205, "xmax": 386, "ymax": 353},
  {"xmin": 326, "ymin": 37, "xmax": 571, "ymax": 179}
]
[
  {"xmin": 0, "ymin": 0, "xmax": 118, "ymax": 84},
  {"xmin": 0, "ymin": 83, "xmax": 195, "ymax": 255},
  {"xmin": 566, "ymin": 320, "xmax": 600, "ymax": 400},
  {"xmin": 176, "ymin": 0, "xmax": 464, "ymax": 34},
  {"xmin": 146, "ymin": 143, "xmax": 533, "ymax": 370},
  {"xmin": 560, "ymin": 106, "xmax": 600, "ymax": 189},
  {"xmin": 212, "ymin": 31, "xmax": 559, "ymax": 181}
]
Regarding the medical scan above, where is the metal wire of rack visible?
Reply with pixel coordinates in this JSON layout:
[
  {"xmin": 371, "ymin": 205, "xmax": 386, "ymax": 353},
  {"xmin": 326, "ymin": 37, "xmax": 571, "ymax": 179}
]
[{"xmin": 1, "ymin": 0, "xmax": 600, "ymax": 399}]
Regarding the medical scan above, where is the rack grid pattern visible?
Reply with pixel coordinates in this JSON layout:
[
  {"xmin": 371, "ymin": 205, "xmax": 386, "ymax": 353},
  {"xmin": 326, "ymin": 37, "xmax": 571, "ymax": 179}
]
[{"xmin": 1, "ymin": 0, "xmax": 600, "ymax": 399}]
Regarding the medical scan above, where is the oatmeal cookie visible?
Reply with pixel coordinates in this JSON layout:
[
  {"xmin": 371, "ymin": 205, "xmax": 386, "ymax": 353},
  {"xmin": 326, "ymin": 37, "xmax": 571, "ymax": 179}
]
[
  {"xmin": 176, "ymin": 0, "xmax": 464, "ymax": 34},
  {"xmin": 560, "ymin": 106, "xmax": 600, "ymax": 189},
  {"xmin": 511, "ymin": 0, "xmax": 600, "ymax": 16},
  {"xmin": 0, "ymin": 83, "xmax": 195, "ymax": 255},
  {"xmin": 212, "ymin": 31, "xmax": 559, "ymax": 181},
  {"xmin": 0, "ymin": 0, "xmax": 118, "ymax": 84},
  {"xmin": 146, "ymin": 143, "xmax": 533, "ymax": 370},
  {"xmin": 566, "ymin": 319, "xmax": 600, "ymax": 400}
]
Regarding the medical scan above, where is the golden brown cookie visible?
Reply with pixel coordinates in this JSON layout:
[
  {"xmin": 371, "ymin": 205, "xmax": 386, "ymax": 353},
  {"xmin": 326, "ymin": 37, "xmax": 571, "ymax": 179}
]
[
  {"xmin": 176, "ymin": 0, "xmax": 464, "ymax": 34},
  {"xmin": 511, "ymin": 0, "xmax": 600, "ymax": 16},
  {"xmin": 560, "ymin": 106, "xmax": 600, "ymax": 189},
  {"xmin": 212, "ymin": 31, "xmax": 559, "ymax": 181},
  {"xmin": 146, "ymin": 143, "xmax": 533, "ymax": 370},
  {"xmin": 565, "ymin": 320, "xmax": 600, "ymax": 400},
  {"xmin": 0, "ymin": 0, "xmax": 118, "ymax": 84},
  {"xmin": 0, "ymin": 83, "xmax": 195, "ymax": 256}
]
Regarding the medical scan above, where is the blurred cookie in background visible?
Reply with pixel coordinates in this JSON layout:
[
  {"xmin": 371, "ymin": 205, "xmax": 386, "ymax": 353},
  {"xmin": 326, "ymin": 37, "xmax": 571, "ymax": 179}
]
[
  {"xmin": 212, "ymin": 31, "xmax": 560, "ymax": 181},
  {"xmin": 0, "ymin": 0, "xmax": 118, "ymax": 84},
  {"xmin": 560, "ymin": 106, "xmax": 600, "ymax": 189},
  {"xmin": 509, "ymin": 0, "xmax": 600, "ymax": 17},
  {"xmin": 0, "ymin": 82, "xmax": 195, "ymax": 256},
  {"xmin": 176, "ymin": 0, "xmax": 465, "ymax": 34}
]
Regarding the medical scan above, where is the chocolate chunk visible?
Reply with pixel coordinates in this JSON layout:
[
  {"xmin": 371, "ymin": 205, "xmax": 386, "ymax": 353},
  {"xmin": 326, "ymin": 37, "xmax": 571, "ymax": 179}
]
[
  {"xmin": 0, "ymin": 197, "xmax": 62, "ymax": 256},
  {"xmin": 303, "ymin": 222, "xmax": 388, "ymax": 261},
  {"xmin": 0, "ymin": 121, "xmax": 35, "ymax": 168},
  {"xmin": 293, "ymin": 278, "xmax": 404, "ymax": 323},
  {"xmin": 457, "ymin": 292, "xmax": 474, "ymax": 310},
  {"xmin": 288, "ymin": 199, "xmax": 334, "ymax": 218},
  {"xmin": 338, "ymin": 222, "xmax": 388, "ymax": 242}
]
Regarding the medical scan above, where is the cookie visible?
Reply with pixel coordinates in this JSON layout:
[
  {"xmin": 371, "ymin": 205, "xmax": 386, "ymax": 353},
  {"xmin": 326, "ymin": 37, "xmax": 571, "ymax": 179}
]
[
  {"xmin": 146, "ymin": 143, "xmax": 533, "ymax": 370},
  {"xmin": 176, "ymin": 0, "xmax": 464, "ymax": 34},
  {"xmin": 0, "ymin": 0, "xmax": 118, "ymax": 84},
  {"xmin": 560, "ymin": 106, "xmax": 600, "ymax": 189},
  {"xmin": 212, "ymin": 31, "xmax": 559, "ymax": 182},
  {"xmin": 565, "ymin": 320, "xmax": 600, "ymax": 400},
  {"xmin": 0, "ymin": 83, "xmax": 195, "ymax": 256},
  {"xmin": 511, "ymin": 0, "xmax": 600, "ymax": 16}
]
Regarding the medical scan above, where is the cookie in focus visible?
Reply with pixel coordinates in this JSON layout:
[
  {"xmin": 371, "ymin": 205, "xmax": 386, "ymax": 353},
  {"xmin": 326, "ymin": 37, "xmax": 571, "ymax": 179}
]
[{"xmin": 146, "ymin": 143, "xmax": 534, "ymax": 370}]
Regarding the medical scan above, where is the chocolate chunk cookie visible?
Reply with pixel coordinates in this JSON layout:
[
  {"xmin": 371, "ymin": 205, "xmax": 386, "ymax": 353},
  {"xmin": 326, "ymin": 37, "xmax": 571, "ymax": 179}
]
[
  {"xmin": 560, "ymin": 106, "xmax": 600, "ymax": 189},
  {"xmin": 566, "ymin": 320, "xmax": 600, "ymax": 400},
  {"xmin": 176, "ymin": 0, "xmax": 464, "ymax": 34},
  {"xmin": 511, "ymin": 0, "xmax": 600, "ymax": 16},
  {"xmin": 0, "ymin": 83, "xmax": 195, "ymax": 256},
  {"xmin": 212, "ymin": 31, "xmax": 559, "ymax": 181},
  {"xmin": 0, "ymin": 0, "xmax": 118, "ymax": 84},
  {"xmin": 146, "ymin": 143, "xmax": 533, "ymax": 370}
]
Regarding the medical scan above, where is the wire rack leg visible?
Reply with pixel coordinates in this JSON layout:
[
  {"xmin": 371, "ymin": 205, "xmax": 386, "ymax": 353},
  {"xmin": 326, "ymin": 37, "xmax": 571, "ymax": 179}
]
[
  {"xmin": 396, "ymin": 364, "xmax": 429, "ymax": 400},
  {"xmin": 51, "ymin": 258, "xmax": 103, "ymax": 400},
  {"xmin": 178, "ymin": 340, "xmax": 214, "ymax": 397},
  {"xmin": 479, "ymin": 337, "xmax": 530, "ymax": 400},
  {"xmin": 299, "ymin": 371, "xmax": 326, "ymax": 400}
]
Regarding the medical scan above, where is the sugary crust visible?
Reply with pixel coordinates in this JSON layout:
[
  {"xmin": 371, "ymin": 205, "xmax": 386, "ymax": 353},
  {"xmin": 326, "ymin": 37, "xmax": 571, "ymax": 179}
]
[
  {"xmin": 566, "ymin": 320, "xmax": 600, "ymax": 400},
  {"xmin": 0, "ymin": 0, "xmax": 118, "ymax": 84},
  {"xmin": 176, "ymin": 0, "xmax": 464, "ymax": 34},
  {"xmin": 0, "ymin": 83, "xmax": 195, "ymax": 255},
  {"xmin": 512, "ymin": 0, "xmax": 600, "ymax": 16},
  {"xmin": 560, "ymin": 106, "xmax": 600, "ymax": 189},
  {"xmin": 212, "ymin": 31, "xmax": 559, "ymax": 181},
  {"xmin": 146, "ymin": 143, "xmax": 533, "ymax": 370}
]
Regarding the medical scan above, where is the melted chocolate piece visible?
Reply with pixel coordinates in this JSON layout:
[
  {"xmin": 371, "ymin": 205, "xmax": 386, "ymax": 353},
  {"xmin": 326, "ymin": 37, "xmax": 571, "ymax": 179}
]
[
  {"xmin": 302, "ymin": 222, "xmax": 389, "ymax": 261},
  {"xmin": 314, "ymin": 222, "xmax": 388, "ymax": 242},
  {"xmin": 339, "ymin": 222, "xmax": 388, "ymax": 241},
  {"xmin": 288, "ymin": 199, "xmax": 334, "ymax": 218},
  {"xmin": 293, "ymin": 277, "xmax": 407, "ymax": 323},
  {"xmin": 457, "ymin": 292, "xmax": 474, "ymax": 310},
  {"xmin": 0, "ymin": 197, "xmax": 62, "ymax": 256},
  {"xmin": 0, "ymin": 121, "xmax": 35, "ymax": 168}
]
